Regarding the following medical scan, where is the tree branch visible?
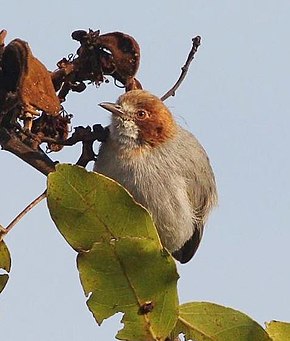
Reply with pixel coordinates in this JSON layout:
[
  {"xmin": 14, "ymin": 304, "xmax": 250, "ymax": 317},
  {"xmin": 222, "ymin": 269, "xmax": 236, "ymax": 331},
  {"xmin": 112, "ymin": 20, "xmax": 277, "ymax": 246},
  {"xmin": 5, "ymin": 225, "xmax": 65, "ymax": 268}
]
[
  {"xmin": 0, "ymin": 123, "xmax": 109, "ymax": 176},
  {"xmin": 161, "ymin": 36, "xmax": 201, "ymax": 101},
  {"xmin": 0, "ymin": 127, "xmax": 56, "ymax": 176}
]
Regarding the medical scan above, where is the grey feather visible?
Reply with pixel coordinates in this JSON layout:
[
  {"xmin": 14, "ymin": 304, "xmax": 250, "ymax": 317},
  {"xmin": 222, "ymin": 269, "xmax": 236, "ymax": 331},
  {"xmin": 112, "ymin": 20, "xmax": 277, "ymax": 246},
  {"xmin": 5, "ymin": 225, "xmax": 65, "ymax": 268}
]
[{"xmin": 94, "ymin": 125, "xmax": 217, "ymax": 262}]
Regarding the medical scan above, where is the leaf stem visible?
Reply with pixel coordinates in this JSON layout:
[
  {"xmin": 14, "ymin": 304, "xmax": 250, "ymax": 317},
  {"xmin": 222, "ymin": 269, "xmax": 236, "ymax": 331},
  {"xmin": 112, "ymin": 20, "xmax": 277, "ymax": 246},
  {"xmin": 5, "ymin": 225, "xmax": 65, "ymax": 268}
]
[{"xmin": 1, "ymin": 190, "xmax": 47, "ymax": 238}]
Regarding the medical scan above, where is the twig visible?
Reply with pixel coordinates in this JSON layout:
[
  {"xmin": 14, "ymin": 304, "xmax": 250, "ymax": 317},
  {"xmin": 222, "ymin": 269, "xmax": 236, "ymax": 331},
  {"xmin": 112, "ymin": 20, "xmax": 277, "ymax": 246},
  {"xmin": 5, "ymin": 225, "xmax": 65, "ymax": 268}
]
[
  {"xmin": 161, "ymin": 36, "xmax": 201, "ymax": 101},
  {"xmin": 74, "ymin": 125, "xmax": 107, "ymax": 166},
  {"xmin": 1, "ymin": 190, "xmax": 46, "ymax": 238}
]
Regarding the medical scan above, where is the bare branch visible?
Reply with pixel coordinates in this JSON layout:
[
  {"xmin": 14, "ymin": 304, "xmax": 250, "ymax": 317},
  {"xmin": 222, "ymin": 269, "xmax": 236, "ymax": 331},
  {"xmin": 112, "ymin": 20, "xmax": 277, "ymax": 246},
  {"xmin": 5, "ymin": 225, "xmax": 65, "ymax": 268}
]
[{"xmin": 161, "ymin": 36, "xmax": 201, "ymax": 101}]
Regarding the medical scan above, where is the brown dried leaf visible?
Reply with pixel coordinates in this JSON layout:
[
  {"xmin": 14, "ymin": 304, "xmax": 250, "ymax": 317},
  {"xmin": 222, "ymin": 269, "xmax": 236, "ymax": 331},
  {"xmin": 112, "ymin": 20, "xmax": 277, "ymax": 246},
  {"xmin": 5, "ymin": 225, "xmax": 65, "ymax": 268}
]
[
  {"xmin": 98, "ymin": 32, "xmax": 140, "ymax": 86},
  {"xmin": 2, "ymin": 39, "xmax": 61, "ymax": 115}
]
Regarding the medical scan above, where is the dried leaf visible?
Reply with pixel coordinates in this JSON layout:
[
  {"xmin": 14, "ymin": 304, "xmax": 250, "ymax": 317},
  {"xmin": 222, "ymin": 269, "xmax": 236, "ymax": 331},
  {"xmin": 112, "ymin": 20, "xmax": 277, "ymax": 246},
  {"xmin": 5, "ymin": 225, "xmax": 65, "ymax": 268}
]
[{"xmin": 2, "ymin": 39, "xmax": 60, "ymax": 115}]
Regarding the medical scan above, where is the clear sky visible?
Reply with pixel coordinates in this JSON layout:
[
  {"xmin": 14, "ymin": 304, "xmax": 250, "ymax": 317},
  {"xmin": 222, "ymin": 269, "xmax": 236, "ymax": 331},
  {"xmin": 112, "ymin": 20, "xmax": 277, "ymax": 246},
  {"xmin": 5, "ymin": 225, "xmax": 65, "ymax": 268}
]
[{"xmin": 1, "ymin": 1, "xmax": 290, "ymax": 340}]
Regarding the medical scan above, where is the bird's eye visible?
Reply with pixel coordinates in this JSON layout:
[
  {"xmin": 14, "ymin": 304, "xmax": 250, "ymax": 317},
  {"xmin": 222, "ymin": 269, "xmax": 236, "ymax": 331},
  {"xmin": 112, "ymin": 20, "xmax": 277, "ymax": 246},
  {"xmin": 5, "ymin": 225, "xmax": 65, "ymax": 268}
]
[{"xmin": 136, "ymin": 110, "xmax": 148, "ymax": 120}]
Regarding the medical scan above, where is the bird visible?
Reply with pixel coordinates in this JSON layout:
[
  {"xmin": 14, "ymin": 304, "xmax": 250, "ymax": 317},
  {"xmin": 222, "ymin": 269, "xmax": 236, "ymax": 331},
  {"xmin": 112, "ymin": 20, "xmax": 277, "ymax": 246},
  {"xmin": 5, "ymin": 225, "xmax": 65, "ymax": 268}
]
[{"xmin": 94, "ymin": 89, "xmax": 217, "ymax": 263}]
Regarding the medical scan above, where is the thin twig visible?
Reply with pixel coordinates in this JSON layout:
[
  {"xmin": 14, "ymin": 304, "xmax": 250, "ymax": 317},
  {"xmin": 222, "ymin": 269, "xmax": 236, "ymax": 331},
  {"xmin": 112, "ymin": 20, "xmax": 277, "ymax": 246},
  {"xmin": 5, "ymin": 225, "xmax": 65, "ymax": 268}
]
[
  {"xmin": 3, "ymin": 190, "xmax": 47, "ymax": 236},
  {"xmin": 161, "ymin": 36, "xmax": 201, "ymax": 101}
]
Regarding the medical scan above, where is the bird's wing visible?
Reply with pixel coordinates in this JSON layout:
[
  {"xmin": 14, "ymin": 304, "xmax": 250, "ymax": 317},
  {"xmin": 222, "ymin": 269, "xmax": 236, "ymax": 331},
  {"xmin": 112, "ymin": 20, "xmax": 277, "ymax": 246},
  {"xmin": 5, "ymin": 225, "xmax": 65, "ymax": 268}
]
[
  {"xmin": 172, "ymin": 224, "xmax": 204, "ymax": 263},
  {"xmin": 172, "ymin": 174, "xmax": 215, "ymax": 263},
  {"xmin": 172, "ymin": 127, "xmax": 217, "ymax": 263}
]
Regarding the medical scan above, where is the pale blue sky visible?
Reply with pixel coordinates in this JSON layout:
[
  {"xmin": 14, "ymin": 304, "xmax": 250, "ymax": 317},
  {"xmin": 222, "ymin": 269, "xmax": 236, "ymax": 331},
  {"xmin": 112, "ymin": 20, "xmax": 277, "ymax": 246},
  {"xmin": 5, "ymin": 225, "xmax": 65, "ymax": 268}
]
[{"xmin": 1, "ymin": 1, "xmax": 290, "ymax": 340}]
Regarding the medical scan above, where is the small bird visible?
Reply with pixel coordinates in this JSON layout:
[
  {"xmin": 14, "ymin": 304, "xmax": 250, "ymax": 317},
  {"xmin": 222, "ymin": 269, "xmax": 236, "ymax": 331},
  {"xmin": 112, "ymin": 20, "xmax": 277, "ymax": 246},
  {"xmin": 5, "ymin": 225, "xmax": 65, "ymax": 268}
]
[{"xmin": 94, "ymin": 90, "xmax": 217, "ymax": 263}]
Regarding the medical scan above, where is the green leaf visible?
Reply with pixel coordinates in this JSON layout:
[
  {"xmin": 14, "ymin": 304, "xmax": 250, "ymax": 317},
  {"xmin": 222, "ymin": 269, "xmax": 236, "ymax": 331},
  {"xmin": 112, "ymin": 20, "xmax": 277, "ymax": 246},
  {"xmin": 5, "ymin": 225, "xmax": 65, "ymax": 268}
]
[
  {"xmin": 47, "ymin": 164, "xmax": 179, "ymax": 341},
  {"xmin": 0, "ymin": 240, "xmax": 11, "ymax": 294},
  {"xmin": 266, "ymin": 320, "xmax": 290, "ymax": 341},
  {"xmin": 171, "ymin": 302, "xmax": 272, "ymax": 341},
  {"xmin": 0, "ymin": 274, "xmax": 9, "ymax": 294}
]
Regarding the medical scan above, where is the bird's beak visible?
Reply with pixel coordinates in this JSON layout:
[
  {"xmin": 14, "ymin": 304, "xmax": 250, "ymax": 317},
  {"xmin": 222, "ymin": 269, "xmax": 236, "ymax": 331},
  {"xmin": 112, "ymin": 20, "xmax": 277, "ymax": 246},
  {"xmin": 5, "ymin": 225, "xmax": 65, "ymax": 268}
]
[{"xmin": 99, "ymin": 102, "xmax": 124, "ymax": 117}]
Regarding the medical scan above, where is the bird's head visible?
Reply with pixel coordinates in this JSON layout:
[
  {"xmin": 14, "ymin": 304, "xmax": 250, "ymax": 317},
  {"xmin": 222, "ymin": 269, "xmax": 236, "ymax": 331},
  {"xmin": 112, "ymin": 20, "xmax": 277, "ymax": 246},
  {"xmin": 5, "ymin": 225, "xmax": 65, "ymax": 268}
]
[{"xmin": 99, "ymin": 90, "xmax": 177, "ymax": 148}]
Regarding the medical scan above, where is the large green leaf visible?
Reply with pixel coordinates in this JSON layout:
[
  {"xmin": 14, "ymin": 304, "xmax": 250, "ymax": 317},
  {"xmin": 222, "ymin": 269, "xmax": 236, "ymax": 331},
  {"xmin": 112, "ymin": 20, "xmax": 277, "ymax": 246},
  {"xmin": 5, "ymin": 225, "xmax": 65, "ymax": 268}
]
[
  {"xmin": 47, "ymin": 164, "xmax": 179, "ymax": 341},
  {"xmin": 0, "ymin": 239, "xmax": 11, "ymax": 294},
  {"xmin": 171, "ymin": 302, "xmax": 272, "ymax": 341},
  {"xmin": 266, "ymin": 320, "xmax": 290, "ymax": 341}
]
